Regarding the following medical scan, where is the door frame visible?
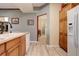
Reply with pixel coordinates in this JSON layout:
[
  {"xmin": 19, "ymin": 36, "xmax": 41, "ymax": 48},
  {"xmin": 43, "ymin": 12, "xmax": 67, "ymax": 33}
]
[{"xmin": 37, "ymin": 13, "xmax": 47, "ymax": 41}]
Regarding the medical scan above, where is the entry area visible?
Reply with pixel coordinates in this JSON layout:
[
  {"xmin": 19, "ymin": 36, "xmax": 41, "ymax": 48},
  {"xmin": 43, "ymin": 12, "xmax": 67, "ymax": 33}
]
[{"xmin": 37, "ymin": 14, "xmax": 48, "ymax": 45}]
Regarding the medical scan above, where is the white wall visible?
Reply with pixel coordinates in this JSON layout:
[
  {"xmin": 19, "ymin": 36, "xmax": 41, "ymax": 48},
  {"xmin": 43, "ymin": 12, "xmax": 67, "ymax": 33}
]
[{"xmin": 49, "ymin": 4, "xmax": 61, "ymax": 47}]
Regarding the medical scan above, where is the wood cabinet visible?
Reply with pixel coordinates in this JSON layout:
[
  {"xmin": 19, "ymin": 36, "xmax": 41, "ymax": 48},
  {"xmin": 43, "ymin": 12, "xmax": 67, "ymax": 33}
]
[
  {"xmin": 6, "ymin": 40, "xmax": 20, "ymax": 56},
  {"xmin": 59, "ymin": 4, "xmax": 79, "ymax": 52},
  {"xmin": 0, "ymin": 53, "xmax": 6, "ymax": 56},
  {"xmin": 0, "ymin": 35, "xmax": 26, "ymax": 56},
  {"xmin": 0, "ymin": 44, "xmax": 6, "ymax": 56},
  {"xmin": 7, "ymin": 46, "xmax": 19, "ymax": 56},
  {"xmin": 6, "ymin": 38, "xmax": 20, "ymax": 50},
  {"xmin": 19, "ymin": 36, "xmax": 26, "ymax": 56}
]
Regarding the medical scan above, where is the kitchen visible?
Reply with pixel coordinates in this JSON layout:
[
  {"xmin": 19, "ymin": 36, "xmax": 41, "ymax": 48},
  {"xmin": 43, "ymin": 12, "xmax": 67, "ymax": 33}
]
[{"xmin": 0, "ymin": 3, "xmax": 79, "ymax": 56}]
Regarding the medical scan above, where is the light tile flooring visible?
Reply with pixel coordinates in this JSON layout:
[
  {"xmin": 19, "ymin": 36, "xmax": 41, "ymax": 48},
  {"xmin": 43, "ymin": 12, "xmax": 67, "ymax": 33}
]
[
  {"xmin": 26, "ymin": 35, "xmax": 67, "ymax": 56},
  {"xmin": 38, "ymin": 35, "xmax": 47, "ymax": 45}
]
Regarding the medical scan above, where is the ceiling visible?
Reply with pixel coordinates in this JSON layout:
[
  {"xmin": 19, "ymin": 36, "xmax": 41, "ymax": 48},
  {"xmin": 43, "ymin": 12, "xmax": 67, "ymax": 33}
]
[
  {"xmin": 32, "ymin": 3, "xmax": 45, "ymax": 7},
  {"xmin": 0, "ymin": 3, "xmax": 46, "ymax": 13}
]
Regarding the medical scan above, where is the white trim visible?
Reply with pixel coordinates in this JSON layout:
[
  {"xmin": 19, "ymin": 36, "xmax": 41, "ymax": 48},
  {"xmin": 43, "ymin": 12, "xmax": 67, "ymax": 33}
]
[
  {"xmin": 47, "ymin": 45, "xmax": 59, "ymax": 48},
  {"xmin": 30, "ymin": 41, "xmax": 38, "ymax": 43}
]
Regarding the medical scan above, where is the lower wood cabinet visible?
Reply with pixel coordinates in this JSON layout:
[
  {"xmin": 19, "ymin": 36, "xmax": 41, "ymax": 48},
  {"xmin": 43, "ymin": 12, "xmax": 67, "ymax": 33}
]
[
  {"xmin": 0, "ymin": 44, "xmax": 5, "ymax": 56},
  {"xmin": 7, "ymin": 47, "xmax": 19, "ymax": 56},
  {"xmin": 0, "ymin": 35, "xmax": 26, "ymax": 56},
  {"xmin": 0, "ymin": 53, "xmax": 6, "ymax": 56},
  {"xmin": 19, "ymin": 36, "xmax": 26, "ymax": 56}
]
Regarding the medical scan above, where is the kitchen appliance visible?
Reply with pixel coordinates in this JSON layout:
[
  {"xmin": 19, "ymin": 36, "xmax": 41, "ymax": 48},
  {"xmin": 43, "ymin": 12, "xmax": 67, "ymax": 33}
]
[
  {"xmin": 0, "ymin": 17, "xmax": 12, "ymax": 34},
  {"xmin": 0, "ymin": 22, "xmax": 8, "ymax": 34},
  {"xmin": 67, "ymin": 5, "xmax": 79, "ymax": 56},
  {"xmin": 0, "ymin": 22, "xmax": 12, "ymax": 34}
]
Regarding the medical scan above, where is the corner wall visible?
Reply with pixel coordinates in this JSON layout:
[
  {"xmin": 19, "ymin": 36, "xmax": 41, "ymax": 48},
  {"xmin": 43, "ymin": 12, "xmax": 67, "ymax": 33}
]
[{"xmin": 49, "ymin": 4, "xmax": 61, "ymax": 47}]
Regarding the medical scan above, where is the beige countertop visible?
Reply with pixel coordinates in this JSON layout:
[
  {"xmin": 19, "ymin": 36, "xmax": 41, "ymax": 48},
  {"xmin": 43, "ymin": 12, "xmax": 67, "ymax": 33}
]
[{"xmin": 0, "ymin": 32, "xmax": 29, "ymax": 45}]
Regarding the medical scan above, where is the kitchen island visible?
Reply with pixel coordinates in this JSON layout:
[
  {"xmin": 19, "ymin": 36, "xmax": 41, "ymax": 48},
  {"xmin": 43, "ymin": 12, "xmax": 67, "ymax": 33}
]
[{"xmin": 0, "ymin": 33, "xmax": 29, "ymax": 56}]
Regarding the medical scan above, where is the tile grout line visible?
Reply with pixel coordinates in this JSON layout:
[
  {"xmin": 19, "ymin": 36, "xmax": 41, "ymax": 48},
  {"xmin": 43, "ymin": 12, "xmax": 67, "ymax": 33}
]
[
  {"xmin": 45, "ymin": 45, "xmax": 50, "ymax": 56},
  {"xmin": 54, "ymin": 47, "xmax": 62, "ymax": 56}
]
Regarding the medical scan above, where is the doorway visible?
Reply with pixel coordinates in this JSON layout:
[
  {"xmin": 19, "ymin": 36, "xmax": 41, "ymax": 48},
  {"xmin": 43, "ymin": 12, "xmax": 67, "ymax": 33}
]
[{"xmin": 37, "ymin": 14, "xmax": 48, "ymax": 45}]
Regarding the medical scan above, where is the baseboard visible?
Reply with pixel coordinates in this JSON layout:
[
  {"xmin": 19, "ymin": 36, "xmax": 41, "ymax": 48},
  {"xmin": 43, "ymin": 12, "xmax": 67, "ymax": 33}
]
[
  {"xmin": 47, "ymin": 45, "xmax": 59, "ymax": 48},
  {"xmin": 30, "ymin": 41, "xmax": 38, "ymax": 43}
]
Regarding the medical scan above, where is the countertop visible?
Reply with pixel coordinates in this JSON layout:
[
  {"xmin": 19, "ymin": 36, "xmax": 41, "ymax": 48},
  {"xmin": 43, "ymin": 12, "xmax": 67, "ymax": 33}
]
[{"xmin": 0, "ymin": 32, "xmax": 29, "ymax": 45}]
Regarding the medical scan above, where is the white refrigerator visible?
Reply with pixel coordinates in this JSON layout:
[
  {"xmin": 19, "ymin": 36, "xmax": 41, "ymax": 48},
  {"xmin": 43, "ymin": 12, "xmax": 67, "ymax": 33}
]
[{"xmin": 67, "ymin": 5, "xmax": 79, "ymax": 56}]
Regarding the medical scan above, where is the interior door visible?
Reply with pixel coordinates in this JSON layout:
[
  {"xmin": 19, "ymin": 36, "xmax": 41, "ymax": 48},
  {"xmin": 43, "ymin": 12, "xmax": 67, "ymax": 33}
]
[{"xmin": 37, "ymin": 14, "xmax": 48, "ymax": 44}]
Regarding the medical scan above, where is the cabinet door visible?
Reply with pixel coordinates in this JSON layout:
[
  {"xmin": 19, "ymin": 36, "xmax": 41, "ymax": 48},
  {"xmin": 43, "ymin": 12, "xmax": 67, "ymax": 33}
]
[
  {"xmin": 8, "ymin": 47, "xmax": 19, "ymax": 56},
  {"xmin": 64, "ymin": 35, "xmax": 67, "ymax": 51},
  {"xmin": 6, "ymin": 38, "xmax": 20, "ymax": 50},
  {"xmin": 19, "ymin": 36, "xmax": 26, "ymax": 56},
  {"xmin": 21, "ymin": 36, "xmax": 26, "ymax": 56},
  {"xmin": 60, "ymin": 20, "xmax": 67, "ymax": 33},
  {"xmin": 60, "ymin": 10, "xmax": 66, "ymax": 20},
  {"xmin": 59, "ymin": 19, "xmax": 67, "ymax": 52},
  {"xmin": 60, "ymin": 21, "xmax": 64, "ymax": 33},
  {"xmin": 0, "ymin": 44, "xmax": 5, "ymax": 55},
  {"xmin": 0, "ymin": 53, "xmax": 6, "ymax": 56},
  {"xmin": 59, "ymin": 34, "xmax": 64, "ymax": 48},
  {"xmin": 59, "ymin": 33, "xmax": 67, "ymax": 52},
  {"xmin": 63, "ymin": 19, "xmax": 67, "ymax": 34}
]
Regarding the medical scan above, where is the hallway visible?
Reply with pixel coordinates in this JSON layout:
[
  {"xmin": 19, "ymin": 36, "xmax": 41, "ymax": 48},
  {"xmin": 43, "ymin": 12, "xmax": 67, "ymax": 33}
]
[
  {"xmin": 38, "ymin": 35, "xmax": 47, "ymax": 45},
  {"xmin": 26, "ymin": 35, "xmax": 67, "ymax": 56},
  {"xmin": 26, "ymin": 42, "xmax": 67, "ymax": 56}
]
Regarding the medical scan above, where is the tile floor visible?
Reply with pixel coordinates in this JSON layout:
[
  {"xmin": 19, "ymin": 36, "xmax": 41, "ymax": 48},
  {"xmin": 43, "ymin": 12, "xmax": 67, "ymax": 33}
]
[
  {"xmin": 26, "ymin": 35, "xmax": 67, "ymax": 56},
  {"xmin": 26, "ymin": 42, "xmax": 67, "ymax": 56}
]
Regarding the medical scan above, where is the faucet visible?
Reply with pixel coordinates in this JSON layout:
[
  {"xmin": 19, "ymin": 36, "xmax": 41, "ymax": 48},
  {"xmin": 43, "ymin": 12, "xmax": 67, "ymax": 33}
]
[
  {"xmin": 8, "ymin": 22, "xmax": 12, "ymax": 28},
  {"xmin": 8, "ymin": 22, "xmax": 13, "ymax": 33}
]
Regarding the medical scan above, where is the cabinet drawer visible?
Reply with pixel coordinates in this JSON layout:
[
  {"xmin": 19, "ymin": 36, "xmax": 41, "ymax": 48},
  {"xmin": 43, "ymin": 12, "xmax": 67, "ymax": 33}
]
[
  {"xmin": 6, "ymin": 38, "xmax": 20, "ymax": 50},
  {"xmin": 0, "ymin": 44, "xmax": 5, "ymax": 55}
]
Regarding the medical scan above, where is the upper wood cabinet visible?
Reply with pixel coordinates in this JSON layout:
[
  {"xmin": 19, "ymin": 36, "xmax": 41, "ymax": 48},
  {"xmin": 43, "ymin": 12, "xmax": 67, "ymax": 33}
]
[
  {"xmin": 60, "ymin": 4, "xmax": 72, "ymax": 20},
  {"xmin": 61, "ymin": 3, "xmax": 79, "ymax": 10}
]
